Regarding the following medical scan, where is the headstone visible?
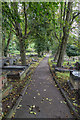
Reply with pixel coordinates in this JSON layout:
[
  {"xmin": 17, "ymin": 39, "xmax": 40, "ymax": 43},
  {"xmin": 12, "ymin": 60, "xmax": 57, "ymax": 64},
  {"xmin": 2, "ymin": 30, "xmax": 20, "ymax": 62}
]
[
  {"xmin": 75, "ymin": 62, "xmax": 80, "ymax": 70},
  {"xmin": 70, "ymin": 70, "xmax": 80, "ymax": 89},
  {"xmin": 9, "ymin": 59, "xmax": 13, "ymax": 65},
  {"xmin": 69, "ymin": 66, "xmax": 73, "ymax": 70},
  {"xmin": 3, "ymin": 62, "xmax": 8, "ymax": 66},
  {"xmin": 0, "ymin": 60, "xmax": 2, "ymax": 68},
  {"xmin": 0, "ymin": 72, "xmax": 12, "ymax": 99},
  {"xmin": 73, "ymin": 58, "xmax": 75, "ymax": 61}
]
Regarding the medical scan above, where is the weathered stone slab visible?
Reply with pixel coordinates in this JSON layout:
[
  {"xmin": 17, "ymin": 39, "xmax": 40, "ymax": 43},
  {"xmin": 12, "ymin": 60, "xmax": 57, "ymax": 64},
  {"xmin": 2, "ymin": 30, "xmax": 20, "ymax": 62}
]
[
  {"xmin": 2, "ymin": 66, "xmax": 26, "ymax": 70},
  {"xmin": 6, "ymin": 65, "xmax": 29, "ymax": 80},
  {"xmin": 55, "ymin": 67, "xmax": 70, "ymax": 72},
  {"xmin": 70, "ymin": 70, "xmax": 80, "ymax": 89},
  {"xmin": 2, "ymin": 58, "xmax": 17, "ymax": 67}
]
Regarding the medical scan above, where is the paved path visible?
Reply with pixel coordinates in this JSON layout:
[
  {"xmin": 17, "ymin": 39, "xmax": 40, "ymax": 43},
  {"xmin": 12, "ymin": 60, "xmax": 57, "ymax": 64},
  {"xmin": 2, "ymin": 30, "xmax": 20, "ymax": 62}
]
[{"xmin": 14, "ymin": 55, "xmax": 73, "ymax": 118}]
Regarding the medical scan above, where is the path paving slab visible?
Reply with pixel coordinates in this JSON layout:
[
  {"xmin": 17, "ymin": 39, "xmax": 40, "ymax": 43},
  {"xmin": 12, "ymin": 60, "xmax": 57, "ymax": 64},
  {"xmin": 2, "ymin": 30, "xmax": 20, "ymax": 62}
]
[{"xmin": 14, "ymin": 55, "xmax": 73, "ymax": 118}]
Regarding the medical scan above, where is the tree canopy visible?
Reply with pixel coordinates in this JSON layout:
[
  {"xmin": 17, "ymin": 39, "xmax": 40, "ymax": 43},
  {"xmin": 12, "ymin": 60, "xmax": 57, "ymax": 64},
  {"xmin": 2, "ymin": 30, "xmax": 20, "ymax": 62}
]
[{"xmin": 2, "ymin": 2, "xmax": 80, "ymax": 66}]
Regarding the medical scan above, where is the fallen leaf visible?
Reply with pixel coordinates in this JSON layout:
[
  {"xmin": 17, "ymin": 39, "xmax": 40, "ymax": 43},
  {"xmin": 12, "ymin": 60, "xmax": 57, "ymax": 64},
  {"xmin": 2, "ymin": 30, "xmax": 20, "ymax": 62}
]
[
  {"xmin": 63, "ymin": 101, "xmax": 67, "ymax": 104},
  {"xmin": 29, "ymin": 111, "xmax": 33, "ymax": 114},
  {"xmin": 19, "ymin": 105, "xmax": 22, "ymax": 107},
  {"xmin": 33, "ymin": 112, "xmax": 36, "ymax": 115},
  {"xmin": 33, "ymin": 105, "xmax": 35, "ymax": 108},
  {"xmin": 38, "ymin": 93, "xmax": 40, "ymax": 96},
  {"xmin": 42, "ymin": 98, "xmax": 44, "ymax": 101},
  {"xmin": 7, "ymin": 106, "xmax": 10, "ymax": 108},
  {"xmin": 44, "ymin": 89, "xmax": 46, "ymax": 91},
  {"xmin": 29, "ymin": 108, "xmax": 32, "ymax": 111},
  {"xmin": 49, "ymin": 99, "xmax": 52, "ymax": 102},
  {"xmin": 46, "ymin": 98, "xmax": 49, "ymax": 100},
  {"xmin": 73, "ymin": 103, "xmax": 78, "ymax": 107},
  {"xmin": 49, "ymin": 102, "xmax": 52, "ymax": 104},
  {"xmin": 60, "ymin": 101, "xmax": 63, "ymax": 103},
  {"xmin": 72, "ymin": 98, "xmax": 75, "ymax": 100}
]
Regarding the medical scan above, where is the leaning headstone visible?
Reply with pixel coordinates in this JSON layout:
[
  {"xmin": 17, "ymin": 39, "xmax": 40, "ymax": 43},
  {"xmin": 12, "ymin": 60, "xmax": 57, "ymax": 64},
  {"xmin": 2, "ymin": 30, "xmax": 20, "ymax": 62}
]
[{"xmin": 9, "ymin": 59, "xmax": 13, "ymax": 65}]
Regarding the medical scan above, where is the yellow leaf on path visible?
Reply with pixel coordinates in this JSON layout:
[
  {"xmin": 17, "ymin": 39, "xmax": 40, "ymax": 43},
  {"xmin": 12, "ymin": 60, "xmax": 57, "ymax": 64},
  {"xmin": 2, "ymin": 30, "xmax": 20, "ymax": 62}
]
[
  {"xmin": 34, "ymin": 112, "xmax": 36, "ymax": 115},
  {"xmin": 7, "ymin": 106, "xmax": 10, "ymax": 108},
  {"xmin": 60, "ymin": 101, "xmax": 63, "ymax": 103},
  {"xmin": 29, "ymin": 108, "xmax": 32, "ymax": 110},
  {"xmin": 46, "ymin": 98, "xmax": 49, "ymax": 100},
  {"xmin": 33, "ymin": 105, "xmax": 35, "ymax": 108},
  {"xmin": 72, "ymin": 98, "xmax": 75, "ymax": 100},
  {"xmin": 49, "ymin": 99, "xmax": 52, "ymax": 101},
  {"xmin": 44, "ymin": 89, "xmax": 46, "ymax": 91},
  {"xmin": 29, "ymin": 111, "xmax": 33, "ymax": 114},
  {"xmin": 63, "ymin": 101, "xmax": 67, "ymax": 104},
  {"xmin": 49, "ymin": 102, "xmax": 52, "ymax": 104},
  {"xmin": 73, "ymin": 103, "xmax": 78, "ymax": 107},
  {"xmin": 38, "ymin": 93, "xmax": 40, "ymax": 96}
]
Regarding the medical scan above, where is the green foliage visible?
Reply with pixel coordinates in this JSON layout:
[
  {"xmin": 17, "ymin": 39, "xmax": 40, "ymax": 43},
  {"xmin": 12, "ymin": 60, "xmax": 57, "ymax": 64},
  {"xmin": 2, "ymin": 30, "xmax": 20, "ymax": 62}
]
[
  {"xmin": 2, "ymin": 2, "xmax": 80, "ymax": 60},
  {"xmin": 66, "ymin": 44, "xmax": 80, "ymax": 57}
]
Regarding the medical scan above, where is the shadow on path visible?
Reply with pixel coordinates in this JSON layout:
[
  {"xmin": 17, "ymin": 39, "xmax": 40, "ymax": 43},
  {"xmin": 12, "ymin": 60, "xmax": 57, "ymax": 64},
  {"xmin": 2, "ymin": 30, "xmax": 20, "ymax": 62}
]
[{"xmin": 14, "ymin": 55, "xmax": 73, "ymax": 118}]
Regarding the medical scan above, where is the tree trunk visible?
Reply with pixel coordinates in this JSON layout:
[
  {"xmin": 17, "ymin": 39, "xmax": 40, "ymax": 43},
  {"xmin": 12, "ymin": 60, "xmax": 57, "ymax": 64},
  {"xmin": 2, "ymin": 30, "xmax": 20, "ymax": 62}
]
[
  {"xmin": 19, "ymin": 38, "xmax": 26, "ymax": 65},
  {"xmin": 57, "ymin": 35, "xmax": 68, "ymax": 67},
  {"xmin": 4, "ymin": 30, "xmax": 12, "ymax": 57},
  {"xmin": 2, "ymin": 33, "xmax": 5, "ymax": 56},
  {"xmin": 38, "ymin": 50, "xmax": 40, "ymax": 57},
  {"xmin": 54, "ymin": 46, "xmax": 60, "ymax": 61},
  {"xmin": 57, "ymin": 2, "xmax": 73, "ymax": 67}
]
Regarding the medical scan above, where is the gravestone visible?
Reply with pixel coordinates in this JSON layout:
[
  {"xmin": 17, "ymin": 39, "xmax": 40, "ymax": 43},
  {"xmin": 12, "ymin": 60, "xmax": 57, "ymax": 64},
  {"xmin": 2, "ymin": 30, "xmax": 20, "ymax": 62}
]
[
  {"xmin": 0, "ymin": 72, "xmax": 12, "ymax": 99},
  {"xmin": 70, "ymin": 70, "xmax": 80, "ymax": 90},
  {"xmin": 32, "ymin": 58, "xmax": 38, "ymax": 62},
  {"xmin": 9, "ymin": 59, "xmax": 17, "ymax": 65},
  {"xmin": 69, "ymin": 62, "xmax": 80, "ymax": 97},
  {"xmin": 75, "ymin": 62, "xmax": 80, "ymax": 70},
  {"xmin": 0, "ymin": 60, "xmax": 2, "ymax": 68}
]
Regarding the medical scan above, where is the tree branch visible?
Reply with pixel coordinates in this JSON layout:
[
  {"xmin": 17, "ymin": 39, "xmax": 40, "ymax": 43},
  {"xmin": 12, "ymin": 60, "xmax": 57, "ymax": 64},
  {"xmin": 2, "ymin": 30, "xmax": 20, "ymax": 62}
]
[
  {"xmin": 54, "ymin": 32, "xmax": 59, "ymax": 40},
  {"xmin": 23, "ymin": 31, "xmax": 31, "ymax": 39},
  {"xmin": 63, "ymin": 2, "xmax": 66, "ymax": 21},
  {"xmin": 23, "ymin": 2, "xmax": 27, "ymax": 36},
  {"xmin": 70, "ymin": 12, "xmax": 80, "ymax": 25}
]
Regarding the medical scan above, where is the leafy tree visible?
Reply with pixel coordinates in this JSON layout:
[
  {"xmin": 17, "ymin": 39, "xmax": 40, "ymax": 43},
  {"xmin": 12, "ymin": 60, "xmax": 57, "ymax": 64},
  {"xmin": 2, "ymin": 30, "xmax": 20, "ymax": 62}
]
[
  {"xmin": 28, "ymin": 2, "xmax": 52, "ymax": 56},
  {"xmin": 66, "ymin": 44, "xmax": 80, "ymax": 57},
  {"xmin": 2, "ymin": 2, "xmax": 30, "ymax": 65},
  {"xmin": 51, "ymin": 2, "xmax": 80, "ymax": 67}
]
